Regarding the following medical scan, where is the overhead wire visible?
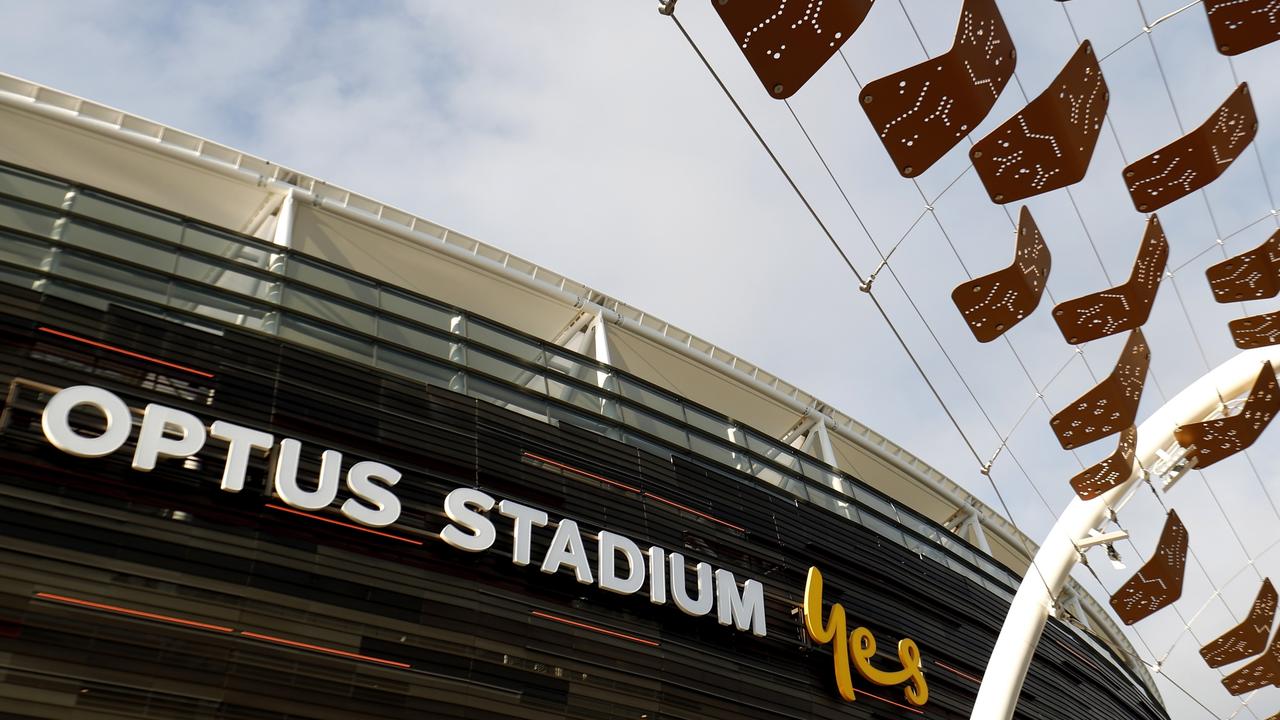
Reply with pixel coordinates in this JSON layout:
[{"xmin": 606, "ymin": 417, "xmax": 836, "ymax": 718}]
[{"xmin": 668, "ymin": 0, "xmax": 1278, "ymax": 714}]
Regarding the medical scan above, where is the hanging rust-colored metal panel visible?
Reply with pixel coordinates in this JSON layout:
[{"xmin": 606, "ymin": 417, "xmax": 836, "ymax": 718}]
[
  {"xmin": 1175, "ymin": 361, "xmax": 1280, "ymax": 469},
  {"xmin": 1052, "ymin": 215, "xmax": 1168, "ymax": 344},
  {"xmin": 1050, "ymin": 329, "xmax": 1150, "ymax": 450},
  {"xmin": 951, "ymin": 206, "xmax": 1051, "ymax": 343},
  {"xmin": 970, "ymin": 41, "xmax": 1108, "ymax": 204},
  {"xmin": 1109, "ymin": 510, "xmax": 1189, "ymax": 626},
  {"xmin": 1205, "ymin": 0, "xmax": 1280, "ymax": 55},
  {"xmin": 1123, "ymin": 83, "xmax": 1257, "ymax": 213},
  {"xmin": 1207, "ymin": 229, "xmax": 1280, "ymax": 303},
  {"xmin": 1232, "ymin": 310, "xmax": 1280, "ymax": 349},
  {"xmin": 1201, "ymin": 578, "xmax": 1278, "ymax": 669},
  {"xmin": 860, "ymin": 0, "xmax": 1015, "ymax": 177},
  {"xmin": 1068, "ymin": 425, "xmax": 1137, "ymax": 500},
  {"xmin": 711, "ymin": 0, "xmax": 873, "ymax": 99},
  {"xmin": 1224, "ymin": 630, "xmax": 1280, "ymax": 695}
]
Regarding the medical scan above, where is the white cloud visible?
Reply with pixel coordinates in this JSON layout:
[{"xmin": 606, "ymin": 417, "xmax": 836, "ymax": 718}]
[{"xmin": 3, "ymin": 1, "xmax": 1280, "ymax": 716}]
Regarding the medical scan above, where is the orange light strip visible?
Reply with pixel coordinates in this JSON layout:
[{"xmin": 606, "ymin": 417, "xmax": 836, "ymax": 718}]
[
  {"xmin": 934, "ymin": 659, "xmax": 982, "ymax": 684},
  {"xmin": 38, "ymin": 326, "xmax": 215, "ymax": 379},
  {"xmin": 34, "ymin": 592, "xmax": 234, "ymax": 633},
  {"xmin": 240, "ymin": 630, "xmax": 411, "ymax": 668},
  {"xmin": 530, "ymin": 610, "xmax": 660, "ymax": 647},
  {"xmin": 1053, "ymin": 637, "xmax": 1101, "ymax": 672},
  {"xmin": 523, "ymin": 452, "xmax": 643, "ymax": 493},
  {"xmin": 858, "ymin": 688, "xmax": 926, "ymax": 715},
  {"xmin": 641, "ymin": 491, "xmax": 746, "ymax": 533},
  {"xmin": 265, "ymin": 504, "xmax": 424, "ymax": 545},
  {"xmin": 522, "ymin": 452, "xmax": 746, "ymax": 533}
]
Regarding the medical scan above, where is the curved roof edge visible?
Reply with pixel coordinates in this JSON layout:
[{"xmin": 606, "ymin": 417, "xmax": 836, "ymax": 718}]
[{"xmin": 0, "ymin": 71, "xmax": 1157, "ymax": 699}]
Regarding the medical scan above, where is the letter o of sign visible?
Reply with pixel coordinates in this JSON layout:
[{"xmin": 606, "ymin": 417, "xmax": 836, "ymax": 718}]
[{"xmin": 42, "ymin": 385, "xmax": 132, "ymax": 458}]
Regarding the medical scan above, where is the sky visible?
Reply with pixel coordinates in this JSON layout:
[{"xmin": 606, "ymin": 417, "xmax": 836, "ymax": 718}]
[{"xmin": 2, "ymin": 1, "xmax": 1280, "ymax": 717}]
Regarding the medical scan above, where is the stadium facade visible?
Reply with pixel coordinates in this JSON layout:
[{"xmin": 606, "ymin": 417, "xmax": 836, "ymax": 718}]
[{"xmin": 0, "ymin": 74, "xmax": 1168, "ymax": 719}]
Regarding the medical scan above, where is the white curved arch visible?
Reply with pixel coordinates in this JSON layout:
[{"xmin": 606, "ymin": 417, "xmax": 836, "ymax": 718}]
[{"xmin": 971, "ymin": 346, "xmax": 1280, "ymax": 720}]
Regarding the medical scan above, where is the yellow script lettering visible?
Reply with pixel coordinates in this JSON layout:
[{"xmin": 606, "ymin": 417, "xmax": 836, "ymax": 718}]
[{"xmin": 802, "ymin": 567, "xmax": 928, "ymax": 707}]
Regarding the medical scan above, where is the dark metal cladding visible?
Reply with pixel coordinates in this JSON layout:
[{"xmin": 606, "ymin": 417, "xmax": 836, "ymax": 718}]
[
  {"xmin": 1123, "ymin": 83, "xmax": 1257, "ymax": 213},
  {"xmin": 1175, "ymin": 361, "xmax": 1280, "ymax": 469},
  {"xmin": 1205, "ymin": 0, "xmax": 1280, "ymax": 55},
  {"xmin": 1200, "ymin": 578, "xmax": 1278, "ymax": 669},
  {"xmin": 1068, "ymin": 425, "xmax": 1136, "ymax": 501},
  {"xmin": 970, "ymin": 41, "xmax": 1108, "ymax": 204},
  {"xmin": 1052, "ymin": 215, "xmax": 1168, "ymax": 345},
  {"xmin": 1232, "ymin": 309, "xmax": 1280, "ymax": 349},
  {"xmin": 1050, "ymin": 329, "xmax": 1150, "ymax": 450},
  {"xmin": 1207, "ymin": 229, "xmax": 1280, "ymax": 303},
  {"xmin": 711, "ymin": 0, "xmax": 872, "ymax": 99},
  {"xmin": 952, "ymin": 206, "xmax": 1051, "ymax": 343},
  {"xmin": 1109, "ymin": 510, "xmax": 1189, "ymax": 626},
  {"xmin": 860, "ymin": 0, "xmax": 1015, "ymax": 177}
]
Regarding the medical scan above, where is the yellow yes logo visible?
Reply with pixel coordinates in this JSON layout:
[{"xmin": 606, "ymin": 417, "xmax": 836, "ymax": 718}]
[{"xmin": 802, "ymin": 567, "xmax": 928, "ymax": 706}]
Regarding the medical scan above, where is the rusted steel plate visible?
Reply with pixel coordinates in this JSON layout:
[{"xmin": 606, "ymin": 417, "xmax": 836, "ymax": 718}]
[
  {"xmin": 1124, "ymin": 83, "xmax": 1257, "ymax": 212},
  {"xmin": 1232, "ymin": 310, "xmax": 1280, "ymax": 349},
  {"xmin": 1109, "ymin": 510, "xmax": 1189, "ymax": 626},
  {"xmin": 951, "ymin": 206, "xmax": 1051, "ymax": 342},
  {"xmin": 970, "ymin": 41, "xmax": 1108, "ymax": 204},
  {"xmin": 1205, "ymin": 0, "xmax": 1280, "ymax": 55},
  {"xmin": 1175, "ymin": 361, "xmax": 1280, "ymax": 469},
  {"xmin": 1207, "ymin": 229, "xmax": 1280, "ymax": 303},
  {"xmin": 860, "ymin": 0, "xmax": 1015, "ymax": 177},
  {"xmin": 1053, "ymin": 215, "xmax": 1168, "ymax": 344},
  {"xmin": 712, "ymin": 0, "xmax": 873, "ymax": 99},
  {"xmin": 1050, "ymin": 329, "xmax": 1150, "ymax": 450},
  {"xmin": 1068, "ymin": 425, "xmax": 1137, "ymax": 500},
  {"xmin": 1225, "ymin": 629, "xmax": 1280, "ymax": 695},
  {"xmin": 1201, "ymin": 578, "xmax": 1278, "ymax": 669}
]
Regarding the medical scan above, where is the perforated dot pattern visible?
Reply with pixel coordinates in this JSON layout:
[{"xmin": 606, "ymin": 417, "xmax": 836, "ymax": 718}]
[{"xmin": 970, "ymin": 41, "xmax": 1108, "ymax": 204}]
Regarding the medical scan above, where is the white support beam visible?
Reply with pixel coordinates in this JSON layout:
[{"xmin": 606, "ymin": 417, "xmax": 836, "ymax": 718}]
[{"xmin": 970, "ymin": 349, "xmax": 1280, "ymax": 720}]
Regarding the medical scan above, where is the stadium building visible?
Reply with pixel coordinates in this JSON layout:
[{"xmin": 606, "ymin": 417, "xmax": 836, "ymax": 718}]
[{"xmin": 0, "ymin": 73, "xmax": 1168, "ymax": 719}]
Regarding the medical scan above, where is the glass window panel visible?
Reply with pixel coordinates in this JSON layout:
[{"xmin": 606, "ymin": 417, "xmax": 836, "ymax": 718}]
[
  {"xmin": 469, "ymin": 320, "xmax": 542, "ymax": 362},
  {"xmin": 182, "ymin": 225, "xmax": 277, "ymax": 271},
  {"xmin": 469, "ymin": 348, "xmax": 545, "ymax": 393},
  {"xmin": 551, "ymin": 404, "xmax": 619, "ymax": 439},
  {"xmin": 620, "ymin": 430, "xmax": 671, "ymax": 460},
  {"xmin": 620, "ymin": 405, "xmax": 688, "ymax": 448},
  {"xmin": 287, "ymin": 256, "xmax": 377, "ymax": 306},
  {"xmin": 375, "ymin": 346, "xmax": 463, "ymax": 389},
  {"xmin": 176, "ymin": 254, "xmax": 278, "ymax": 301},
  {"xmin": 545, "ymin": 349, "xmax": 616, "ymax": 392},
  {"xmin": 745, "ymin": 431, "xmax": 801, "ymax": 470},
  {"xmin": 919, "ymin": 543, "xmax": 953, "ymax": 569},
  {"xmin": 856, "ymin": 488, "xmax": 900, "ymax": 524},
  {"xmin": 0, "ymin": 165, "xmax": 68, "ymax": 206},
  {"xmin": 860, "ymin": 511, "xmax": 906, "ymax": 545},
  {"xmin": 469, "ymin": 377, "xmax": 549, "ymax": 423},
  {"xmin": 685, "ymin": 407, "xmax": 743, "ymax": 445},
  {"xmin": 547, "ymin": 377, "xmax": 609, "ymax": 415},
  {"xmin": 377, "ymin": 315, "xmax": 460, "ymax": 361},
  {"xmin": 60, "ymin": 220, "xmax": 178, "ymax": 273},
  {"xmin": 617, "ymin": 377, "xmax": 683, "ymax": 421},
  {"xmin": 281, "ymin": 285, "xmax": 374, "ymax": 334},
  {"xmin": 379, "ymin": 288, "xmax": 463, "ymax": 332},
  {"xmin": 53, "ymin": 251, "xmax": 170, "ymax": 304},
  {"xmin": 688, "ymin": 434, "xmax": 753, "ymax": 474},
  {"xmin": 169, "ymin": 282, "xmax": 273, "ymax": 331},
  {"xmin": 0, "ymin": 231, "xmax": 53, "ymax": 271},
  {"xmin": 278, "ymin": 314, "xmax": 372, "ymax": 363},
  {"xmin": 808, "ymin": 489, "xmax": 859, "ymax": 522},
  {"xmin": 0, "ymin": 196, "xmax": 59, "ymax": 237},
  {"xmin": 71, "ymin": 191, "xmax": 182, "ymax": 243}
]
